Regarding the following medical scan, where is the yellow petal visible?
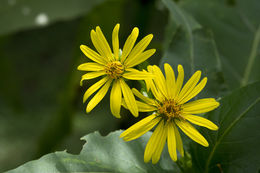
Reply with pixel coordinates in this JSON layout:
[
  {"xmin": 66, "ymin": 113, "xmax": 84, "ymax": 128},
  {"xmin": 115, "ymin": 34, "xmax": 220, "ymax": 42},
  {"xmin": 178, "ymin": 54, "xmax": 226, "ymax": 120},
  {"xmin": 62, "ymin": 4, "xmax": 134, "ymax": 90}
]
[
  {"xmin": 152, "ymin": 122, "xmax": 167, "ymax": 164},
  {"xmin": 175, "ymin": 120, "xmax": 209, "ymax": 147},
  {"xmin": 90, "ymin": 30, "xmax": 107, "ymax": 59},
  {"xmin": 120, "ymin": 114, "xmax": 156, "ymax": 137},
  {"xmin": 125, "ymin": 49, "xmax": 156, "ymax": 68},
  {"xmin": 95, "ymin": 26, "xmax": 114, "ymax": 61},
  {"xmin": 164, "ymin": 63, "xmax": 176, "ymax": 99},
  {"xmin": 77, "ymin": 62, "xmax": 104, "ymax": 71},
  {"xmin": 147, "ymin": 66, "xmax": 165, "ymax": 102},
  {"xmin": 143, "ymin": 69, "xmax": 154, "ymax": 92},
  {"xmin": 173, "ymin": 123, "xmax": 184, "ymax": 156},
  {"xmin": 80, "ymin": 71, "xmax": 106, "ymax": 86},
  {"xmin": 121, "ymin": 98, "xmax": 127, "ymax": 108},
  {"xmin": 152, "ymin": 65, "xmax": 168, "ymax": 98},
  {"xmin": 184, "ymin": 114, "xmax": 218, "ymax": 130},
  {"xmin": 121, "ymin": 27, "xmax": 139, "ymax": 62},
  {"xmin": 182, "ymin": 98, "xmax": 220, "ymax": 114},
  {"xmin": 144, "ymin": 78, "xmax": 152, "ymax": 92},
  {"xmin": 173, "ymin": 65, "xmax": 184, "ymax": 98},
  {"xmin": 144, "ymin": 120, "xmax": 164, "ymax": 163},
  {"xmin": 122, "ymin": 98, "xmax": 156, "ymax": 112},
  {"xmin": 150, "ymin": 81, "xmax": 165, "ymax": 102},
  {"xmin": 167, "ymin": 121, "xmax": 177, "ymax": 161},
  {"xmin": 110, "ymin": 80, "xmax": 122, "ymax": 118},
  {"xmin": 83, "ymin": 76, "xmax": 109, "ymax": 103},
  {"xmin": 86, "ymin": 79, "xmax": 112, "ymax": 113},
  {"xmin": 136, "ymin": 100, "xmax": 157, "ymax": 112},
  {"xmin": 123, "ymin": 68, "xmax": 153, "ymax": 80},
  {"xmin": 177, "ymin": 70, "xmax": 201, "ymax": 101},
  {"xmin": 124, "ymin": 33, "xmax": 153, "ymax": 65},
  {"xmin": 80, "ymin": 45, "xmax": 107, "ymax": 65},
  {"xmin": 127, "ymin": 34, "xmax": 153, "ymax": 59},
  {"xmin": 120, "ymin": 114, "xmax": 161, "ymax": 141},
  {"xmin": 178, "ymin": 77, "xmax": 207, "ymax": 105},
  {"xmin": 132, "ymin": 88, "xmax": 157, "ymax": 106},
  {"xmin": 112, "ymin": 24, "xmax": 120, "ymax": 60},
  {"xmin": 119, "ymin": 79, "xmax": 138, "ymax": 117}
]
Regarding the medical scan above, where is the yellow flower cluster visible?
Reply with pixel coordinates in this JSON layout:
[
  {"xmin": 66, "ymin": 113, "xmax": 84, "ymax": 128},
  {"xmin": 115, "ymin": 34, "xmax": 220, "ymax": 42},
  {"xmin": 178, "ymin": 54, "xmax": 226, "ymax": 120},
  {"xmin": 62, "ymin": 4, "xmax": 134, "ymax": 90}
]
[
  {"xmin": 78, "ymin": 24, "xmax": 155, "ymax": 118},
  {"xmin": 78, "ymin": 24, "xmax": 220, "ymax": 164}
]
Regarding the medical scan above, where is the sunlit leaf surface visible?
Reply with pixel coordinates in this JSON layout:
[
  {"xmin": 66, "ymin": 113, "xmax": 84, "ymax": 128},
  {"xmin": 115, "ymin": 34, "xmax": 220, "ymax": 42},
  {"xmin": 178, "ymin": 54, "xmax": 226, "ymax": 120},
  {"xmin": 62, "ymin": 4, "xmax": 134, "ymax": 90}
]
[{"xmin": 5, "ymin": 131, "xmax": 180, "ymax": 173}]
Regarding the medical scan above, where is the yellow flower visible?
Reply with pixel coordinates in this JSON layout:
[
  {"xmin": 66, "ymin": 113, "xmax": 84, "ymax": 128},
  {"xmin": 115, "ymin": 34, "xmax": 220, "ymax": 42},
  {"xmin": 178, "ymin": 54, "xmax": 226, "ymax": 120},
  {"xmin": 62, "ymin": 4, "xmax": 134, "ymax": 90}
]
[
  {"xmin": 120, "ymin": 64, "xmax": 220, "ymax": 164},
  {"xmin": 78, "ymin": 24, "xmax": 155, "ymax": 118}
]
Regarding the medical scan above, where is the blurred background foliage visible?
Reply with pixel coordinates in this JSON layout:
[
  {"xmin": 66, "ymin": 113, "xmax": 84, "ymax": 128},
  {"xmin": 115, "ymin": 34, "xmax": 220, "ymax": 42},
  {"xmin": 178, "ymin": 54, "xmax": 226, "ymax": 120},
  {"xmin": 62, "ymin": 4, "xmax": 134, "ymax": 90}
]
[
  {"xmin": 0, "ymin": 0, "xmax": 167, "ymax": 171},
  {"xmin": 0, "ymin": 0, "xmax": 259, "ymax": 172}
]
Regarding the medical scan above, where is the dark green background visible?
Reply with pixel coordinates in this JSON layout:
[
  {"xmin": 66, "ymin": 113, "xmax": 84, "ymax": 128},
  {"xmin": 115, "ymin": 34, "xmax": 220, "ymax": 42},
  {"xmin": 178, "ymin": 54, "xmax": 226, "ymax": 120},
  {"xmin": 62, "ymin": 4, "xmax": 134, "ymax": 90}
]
[{"xmin": 0, "ymin": 0, "xmax": 167, "ymax": 171}]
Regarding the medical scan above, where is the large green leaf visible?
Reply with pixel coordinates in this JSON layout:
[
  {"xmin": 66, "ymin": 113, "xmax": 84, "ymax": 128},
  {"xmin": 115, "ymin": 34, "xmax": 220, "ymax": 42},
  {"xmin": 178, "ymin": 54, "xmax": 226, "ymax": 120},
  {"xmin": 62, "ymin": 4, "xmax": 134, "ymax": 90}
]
[
  {"xmin": 0, "ymin": 0, "xmax": 106, "ymax": 35},
  {"xmin": 5, "ymin": 131, "xmax": 180, "ymax": 173},
  {"xmin": 161, "ymin": 0, "xmax": 201, "ymax": 73},
  {"xmin": 191, "ymin": 81, "xmax": 260, "ymax": 173},
  {"xmin": 181, "ymin": 0, "xmax": 260, "ymax": 89},
  {"xmin": 160, "ymin": 0, "xmax": 226, "ymax": 97}
]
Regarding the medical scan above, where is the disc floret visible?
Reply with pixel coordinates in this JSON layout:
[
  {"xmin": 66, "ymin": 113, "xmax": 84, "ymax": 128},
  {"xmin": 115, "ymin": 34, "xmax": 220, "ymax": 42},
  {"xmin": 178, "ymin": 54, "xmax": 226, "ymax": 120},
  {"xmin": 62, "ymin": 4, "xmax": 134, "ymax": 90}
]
[
  {"xmin": 105, "ymin": 61, "xmax": 124, "ymax": 79},
  {"xmin": 158, "ymin": 99, "xmax": 182, "ymax": 120}
]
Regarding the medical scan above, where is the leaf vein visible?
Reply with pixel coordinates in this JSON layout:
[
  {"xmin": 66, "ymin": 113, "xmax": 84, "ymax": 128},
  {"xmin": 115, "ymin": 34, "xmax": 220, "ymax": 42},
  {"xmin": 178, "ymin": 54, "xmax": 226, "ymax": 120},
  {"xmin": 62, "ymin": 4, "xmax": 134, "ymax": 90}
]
[{"xmin": 204, "ymin": 96, "xmax": 260, "ymax": 173}]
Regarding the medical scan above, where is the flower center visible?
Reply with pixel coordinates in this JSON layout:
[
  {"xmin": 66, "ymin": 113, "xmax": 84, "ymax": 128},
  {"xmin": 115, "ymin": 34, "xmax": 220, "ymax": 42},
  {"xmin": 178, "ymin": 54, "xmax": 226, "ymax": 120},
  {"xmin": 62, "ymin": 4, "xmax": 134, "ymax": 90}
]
[
  {"xmin": 158, "ymin": 99, "xmax": 182, "ymax": 120},
  {"xmin": 105, "ymin": 61, "xmax": 124, "ymax": 79}
]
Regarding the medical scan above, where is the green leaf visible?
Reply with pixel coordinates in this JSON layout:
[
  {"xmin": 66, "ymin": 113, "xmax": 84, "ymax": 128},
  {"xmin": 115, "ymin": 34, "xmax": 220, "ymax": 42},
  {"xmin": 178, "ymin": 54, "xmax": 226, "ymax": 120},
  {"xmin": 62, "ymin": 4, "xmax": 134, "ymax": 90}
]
[
  {"xmin": 161, "ymin": 0, "xmax": 226, "ymax": 97},
  {"xmin": 0, "ymin": 0, "xmax": 106, "ymax": 35},
  {"xmin": 161, "ymin": 0, "xmax": 201, "ymax": 73},
  {"xmin": 190, "ymin": 81, "xmax": 260, "ymax": 173},
  {"xmin": 181, "ymin": 0, "xmax": 260, "ymax": 89},
  {"xmin": 5, "ymin": 130, "xmax": 180, "ymax": 173}
]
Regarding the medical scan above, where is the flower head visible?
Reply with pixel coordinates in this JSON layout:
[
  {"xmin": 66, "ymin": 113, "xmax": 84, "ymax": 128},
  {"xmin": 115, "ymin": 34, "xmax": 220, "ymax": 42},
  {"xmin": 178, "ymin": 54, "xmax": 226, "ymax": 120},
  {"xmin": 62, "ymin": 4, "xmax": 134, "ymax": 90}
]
[
  {"xmin": 78, "ymin": 24, "xmax": 155, "ymax": 118},
  {"xmin": 120, "ymin": 64, "xmax": 220, "ymax": 164}
]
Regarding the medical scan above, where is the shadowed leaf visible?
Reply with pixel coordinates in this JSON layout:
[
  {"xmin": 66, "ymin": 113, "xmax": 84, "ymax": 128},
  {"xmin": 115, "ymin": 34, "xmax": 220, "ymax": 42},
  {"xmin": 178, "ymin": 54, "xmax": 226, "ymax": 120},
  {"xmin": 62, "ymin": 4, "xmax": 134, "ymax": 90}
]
[{"xmin": 191, "ymin": 81, "xmax": 260, "ymax": 173}]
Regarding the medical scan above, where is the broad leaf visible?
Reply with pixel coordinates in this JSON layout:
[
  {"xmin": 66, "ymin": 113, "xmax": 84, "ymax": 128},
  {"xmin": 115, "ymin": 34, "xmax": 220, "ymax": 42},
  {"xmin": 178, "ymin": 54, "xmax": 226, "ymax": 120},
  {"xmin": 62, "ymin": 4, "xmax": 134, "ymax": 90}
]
[
  {"xmin": 191, "ymin": 81, "xmax": 260, "ymax": 173},
  {"xmin": 181, "ymin": 0, "xmax": 260, "ymax": 89},
  {"xmin": 5, "ymin": 131, "xmax": 180, "ymax": 173},
  {"xmin": 161, "ymin": 0, "xmax": 225, "ymax": 97},
  {"xmin": 0, "ymin": 0, "xmax": 106, "ymax": 35},
  {"xmin": 161, "ymin": 0, "xmax": 201, "ymax": 73}
]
